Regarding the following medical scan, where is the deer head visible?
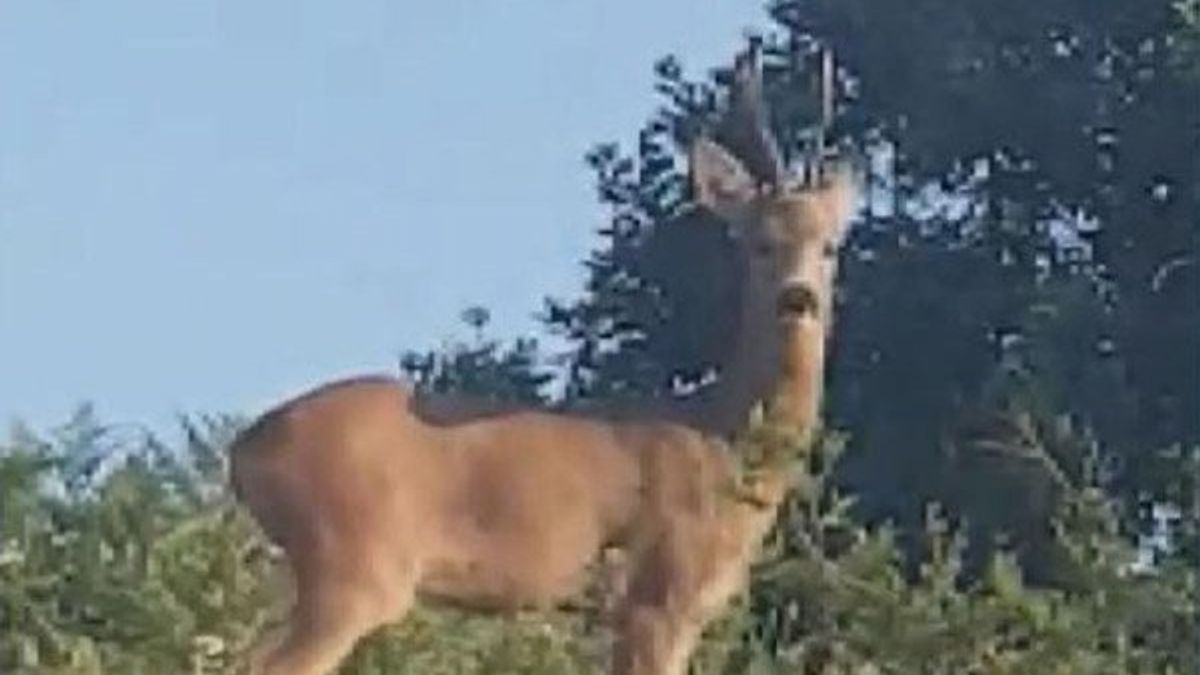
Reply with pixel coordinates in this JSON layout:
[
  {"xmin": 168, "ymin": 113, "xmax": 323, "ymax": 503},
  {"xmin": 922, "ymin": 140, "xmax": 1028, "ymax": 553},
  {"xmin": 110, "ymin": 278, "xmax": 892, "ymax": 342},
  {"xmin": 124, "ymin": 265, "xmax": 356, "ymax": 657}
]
[{"xmin": 688, "ymin": 47, "xmax": 855, "ymax": 439}]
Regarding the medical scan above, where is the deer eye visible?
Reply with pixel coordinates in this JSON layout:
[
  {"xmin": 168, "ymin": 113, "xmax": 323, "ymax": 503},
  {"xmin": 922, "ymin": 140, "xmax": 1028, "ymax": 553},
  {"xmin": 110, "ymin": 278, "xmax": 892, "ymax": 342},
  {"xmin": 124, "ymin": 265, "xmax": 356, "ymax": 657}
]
[{"xmin": 822, "ymin": 243, "xmax": 838, "ymax": 259}]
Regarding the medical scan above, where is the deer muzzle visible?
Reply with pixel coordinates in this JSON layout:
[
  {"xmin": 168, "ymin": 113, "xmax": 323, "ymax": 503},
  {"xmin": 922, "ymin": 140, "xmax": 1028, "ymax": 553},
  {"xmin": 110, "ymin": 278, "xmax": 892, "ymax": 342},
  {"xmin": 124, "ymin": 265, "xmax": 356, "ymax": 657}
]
[{"xmin": 776, "ymin": 283, "xmax": 819, "ymax": 321}]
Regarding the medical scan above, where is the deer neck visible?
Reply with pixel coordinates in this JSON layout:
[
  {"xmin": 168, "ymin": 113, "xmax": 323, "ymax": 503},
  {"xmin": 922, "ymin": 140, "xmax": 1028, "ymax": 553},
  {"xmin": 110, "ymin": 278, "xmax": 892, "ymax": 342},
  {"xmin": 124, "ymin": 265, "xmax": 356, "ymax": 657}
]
[
  {"xmin": 696, "ymin": 279, "xmax": 827, "ymax": 435},
  {"xmin": 684, "ymin": 281, "xmax": 828, "ymax": 507},
  {"xmin": 765, "ymin": 318, "xmax": 826, "ymax": 444}
]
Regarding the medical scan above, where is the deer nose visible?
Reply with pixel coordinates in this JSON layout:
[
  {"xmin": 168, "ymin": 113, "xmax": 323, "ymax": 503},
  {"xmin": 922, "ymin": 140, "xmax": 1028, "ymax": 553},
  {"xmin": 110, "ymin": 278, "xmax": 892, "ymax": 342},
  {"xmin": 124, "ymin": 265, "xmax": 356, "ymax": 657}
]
[{"xmin": 777, "ymin": 283, "xmax": 819, "ymax": 320}]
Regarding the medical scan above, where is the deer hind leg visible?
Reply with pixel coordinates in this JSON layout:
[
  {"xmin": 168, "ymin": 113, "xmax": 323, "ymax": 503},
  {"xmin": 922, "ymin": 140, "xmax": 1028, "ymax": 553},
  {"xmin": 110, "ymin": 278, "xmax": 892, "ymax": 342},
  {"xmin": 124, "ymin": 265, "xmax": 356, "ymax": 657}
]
[{"xmin": 254, "ymin": 563, "xmax": 417, "ymax": 675}]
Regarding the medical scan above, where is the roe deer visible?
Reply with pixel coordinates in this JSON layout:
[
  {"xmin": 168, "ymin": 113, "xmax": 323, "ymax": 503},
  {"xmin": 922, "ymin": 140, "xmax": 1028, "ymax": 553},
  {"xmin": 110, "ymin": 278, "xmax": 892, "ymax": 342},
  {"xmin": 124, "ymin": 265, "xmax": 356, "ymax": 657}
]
[{"xmin": 230, "ymin": 47, "xmax": 856, "ymax": 675}]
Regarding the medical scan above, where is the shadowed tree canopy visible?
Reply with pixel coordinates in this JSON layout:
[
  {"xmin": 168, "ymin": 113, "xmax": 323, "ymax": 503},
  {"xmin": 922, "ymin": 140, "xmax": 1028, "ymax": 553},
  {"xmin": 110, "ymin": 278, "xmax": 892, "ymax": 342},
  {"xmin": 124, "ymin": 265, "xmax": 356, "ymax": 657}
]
[{"xmin": 543, "ymin": 0, "xmax": 1199, "ymax": 580}]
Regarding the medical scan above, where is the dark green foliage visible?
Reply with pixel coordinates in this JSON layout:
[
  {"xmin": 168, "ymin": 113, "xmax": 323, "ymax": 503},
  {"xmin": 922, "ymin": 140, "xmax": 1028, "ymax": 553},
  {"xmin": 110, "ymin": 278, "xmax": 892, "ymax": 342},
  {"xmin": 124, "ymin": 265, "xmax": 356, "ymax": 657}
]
[
  {"xmin": 400, "ymin": 306, "xmax": 553, "ymax": 405},
  {"xmin": 0, "ymin": 411, "xmax": 275, "ymax": 674},
  {"xmin": 767, "ymin": 0, "xmax": 1200, "ymax": 537},
  {"xmin": 696, "ymin": 429, "xmax": 1200, "ymax": 674},
  {"xmin": 4, "ymin": 406, "xmax": 1194, "ymax": 674}
]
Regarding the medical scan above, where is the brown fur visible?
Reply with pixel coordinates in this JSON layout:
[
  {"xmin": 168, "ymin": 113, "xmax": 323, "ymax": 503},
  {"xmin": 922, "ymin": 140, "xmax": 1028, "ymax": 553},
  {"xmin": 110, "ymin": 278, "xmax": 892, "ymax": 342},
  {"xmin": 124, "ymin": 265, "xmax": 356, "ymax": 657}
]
[{"xmin": 230, "ymin": 52, "xmax": 856, "ymax": 675}]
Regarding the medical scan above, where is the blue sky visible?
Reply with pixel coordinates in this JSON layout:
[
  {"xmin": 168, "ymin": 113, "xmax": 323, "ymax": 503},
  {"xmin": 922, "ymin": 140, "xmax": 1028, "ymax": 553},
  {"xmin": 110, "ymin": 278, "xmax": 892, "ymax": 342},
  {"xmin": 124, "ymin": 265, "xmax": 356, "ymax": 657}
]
[{"xmin": 0, "ymin": 1, "xmax": 766, "ymax": 432}]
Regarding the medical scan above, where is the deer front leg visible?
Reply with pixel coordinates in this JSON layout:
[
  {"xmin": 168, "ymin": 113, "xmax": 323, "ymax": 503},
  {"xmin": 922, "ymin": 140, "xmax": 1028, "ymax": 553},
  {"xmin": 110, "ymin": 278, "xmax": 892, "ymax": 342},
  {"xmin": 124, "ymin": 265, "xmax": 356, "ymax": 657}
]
[
  {"xmin": 612, "ymin": 602, "xmax": 695, "ymax": 675},
  {"xmin": 611, "ymin": 522, "xmax": 748, "ymax": 675}
]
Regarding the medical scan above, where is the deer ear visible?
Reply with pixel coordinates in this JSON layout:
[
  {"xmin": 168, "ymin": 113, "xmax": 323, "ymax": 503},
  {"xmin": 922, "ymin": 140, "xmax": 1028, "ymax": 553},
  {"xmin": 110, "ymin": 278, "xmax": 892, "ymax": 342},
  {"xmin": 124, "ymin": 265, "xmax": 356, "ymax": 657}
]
[{"xmin": 690, "ymin": 137, "xmax": 758, "ymax": 222}]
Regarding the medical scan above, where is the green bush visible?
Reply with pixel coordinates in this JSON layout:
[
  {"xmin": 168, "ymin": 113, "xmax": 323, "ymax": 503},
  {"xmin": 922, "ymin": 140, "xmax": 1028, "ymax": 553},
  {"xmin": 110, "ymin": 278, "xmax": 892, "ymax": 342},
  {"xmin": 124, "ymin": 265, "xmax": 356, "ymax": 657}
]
[{"xmin": 2, "ymin": 410, "xmax": 1195, "ymax": 674}]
